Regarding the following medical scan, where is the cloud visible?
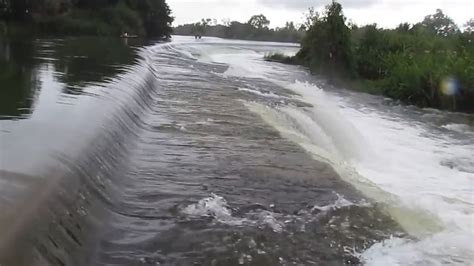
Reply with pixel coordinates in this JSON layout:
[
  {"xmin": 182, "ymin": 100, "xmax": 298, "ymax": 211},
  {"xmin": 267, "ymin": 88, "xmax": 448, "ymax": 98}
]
[
  {"xmin": 168, "ymin": 0, "xmax": 473, "ymax": 28},
  {"xmin": 257, "ymin": 0, "xmax": 378, "ymax": 11}
]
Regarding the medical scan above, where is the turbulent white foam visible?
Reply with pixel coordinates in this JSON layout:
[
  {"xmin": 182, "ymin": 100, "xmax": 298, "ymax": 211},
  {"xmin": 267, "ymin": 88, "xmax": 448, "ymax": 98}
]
[
  {"xmin": 214, "ymin": 52, "xmax": 267, "ymax": 79},
  {"xmin": 287, "ymin": 82, "xmax": 371, "ymax": 161},
  {"xmin": 182, "ymin": 193, "xmax": 369, "ymax": 234},
  {"xmin": 167, "ymin": 44, "xmax": 198, "ymax": 60},
  {"xmin": 245, "ymin": 80, "xmax": 474, "ymax": 264},
  {"xmin": 182, "ymin": 194, "xmax": 284, "ymax": 232},
  {"xmin": 362, "ymin": 232, "xmax": 474, "ymax": 265},
  {"xmin": 244, "ymin": 101, "xmax": 395, "ymax": 210},
  {"xmin": 255, "ymin": 211, "xmax": 284, "ymax": 233},
  {"xmin": 312, "ymin": 193, "xmax": 362, "ymax": 212},
  {"xmin": 182, "ymin": 193, "xmax": 242, "ymax": 224},
  {"xmin": 442, "ymin": 123, "xmax": 473, "ymax": 134}
]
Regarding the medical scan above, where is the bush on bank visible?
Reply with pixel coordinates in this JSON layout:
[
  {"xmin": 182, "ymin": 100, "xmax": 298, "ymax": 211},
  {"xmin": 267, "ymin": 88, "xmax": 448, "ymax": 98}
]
[{"xmin": 277, "ymin": 2, "xmax": 474, "ymax": 112}]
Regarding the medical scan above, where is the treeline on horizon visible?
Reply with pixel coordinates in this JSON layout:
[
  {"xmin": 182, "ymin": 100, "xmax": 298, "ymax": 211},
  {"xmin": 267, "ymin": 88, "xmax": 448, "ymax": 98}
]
[
  {"xmin": 0, "ymin": 0, "xmax": 173, "ymax": 38},
  {"xmin": 174, "ymin": 15, "xmax": 304, "ymax": 43},
  {"xmin": 268, "ymin": 2, "xmax": 474, "ymax": 112}
]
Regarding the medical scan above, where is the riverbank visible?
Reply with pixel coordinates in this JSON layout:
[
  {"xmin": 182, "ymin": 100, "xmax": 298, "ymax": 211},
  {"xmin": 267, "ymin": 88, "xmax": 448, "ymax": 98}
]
[
  {"xmin": 266, "ymin": 2, "xmax": 474, "ymax": 113},
  {"xmin": 0, "ymin": 0, "xmax": 173, "ymax": 38},
  {"xmin": 266, "ymin": 52, "xmax": 474, "ymax": 113},
  {"xmin": 173, "ymin": 16, "xmax": 304, "ymax": 43}
]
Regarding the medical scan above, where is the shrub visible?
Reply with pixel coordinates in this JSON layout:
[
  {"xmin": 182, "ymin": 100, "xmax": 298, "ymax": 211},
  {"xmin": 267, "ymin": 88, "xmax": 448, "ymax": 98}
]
[{"xmin": 264, "ymin": 53, "xmax": 297, "ymax": 64}]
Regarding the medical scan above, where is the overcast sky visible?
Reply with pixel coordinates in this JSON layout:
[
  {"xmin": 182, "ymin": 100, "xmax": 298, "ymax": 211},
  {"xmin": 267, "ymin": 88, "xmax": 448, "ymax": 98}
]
[{"xmin": 168, "ymin": 0, "xmax": 473, "ymax": 29}]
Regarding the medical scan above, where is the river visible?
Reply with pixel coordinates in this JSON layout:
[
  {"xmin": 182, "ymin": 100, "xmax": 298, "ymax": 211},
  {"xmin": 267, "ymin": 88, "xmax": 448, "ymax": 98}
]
[{"xmin": 0, "ymin": 35, "xmax": 473, "ymax": 265}]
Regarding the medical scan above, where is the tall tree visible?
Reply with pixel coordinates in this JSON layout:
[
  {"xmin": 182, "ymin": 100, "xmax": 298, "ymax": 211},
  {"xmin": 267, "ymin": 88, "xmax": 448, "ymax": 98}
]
[
  {"xmin": 298, "ymin": 1, "xmax": 354, "ymax": 77},
  {"xmin": 302, "ymin": 7, "xmax": 318, "ymax": 30},
  {"xmin": 0, "ymin": 0, "xmax": 10, "ymax": 19},
  {"xmin": 127, "ymin": 0, "xmax": 173, "ymax": 37},
  {"xmin": 464, "ymin": 19, "xmax": 474, "ymax": 33},
  {"xmin": 248, "ymin": 14, "xmax": 269, "ymax": 29},
  {"xmin": 421, "ymin": 9, "xmax": 459, "ymax": 36}
]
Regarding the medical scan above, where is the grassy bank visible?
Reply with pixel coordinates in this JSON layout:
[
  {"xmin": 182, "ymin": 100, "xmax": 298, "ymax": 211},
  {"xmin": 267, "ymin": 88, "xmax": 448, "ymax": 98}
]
[{"xmin": 267, "ymin": 2, "xmax": 474, "ymax": 112}]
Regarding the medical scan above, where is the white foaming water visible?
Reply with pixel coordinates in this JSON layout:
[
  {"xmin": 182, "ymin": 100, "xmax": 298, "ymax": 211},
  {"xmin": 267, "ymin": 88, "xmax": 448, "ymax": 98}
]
[
  {"xmin": 329, "ymin": 91, "xmax": 474, "ymax": 264},
  {"xmin": 212, "ymin": 50, "xmax": 270, "ymax": 79},
  {"xmin": 250, "ymin": 81, "xmax": 474, "ymax": 265},
  {"xmin": 286, "ymin": 82, "xmax": 371, "ymax": 161},
  {"xmin": 442, "ymin": 123, "xmax": 473, "ymax": 134},
  {"xmin": 312, "ymin": 193, "xmax": 368, "ymax": 212},
  {"xmin": 182, "ymin": 194, "xmax": 284, "ymax": 232},
  {"xmin": 182, "ymin": 193, "xmax": 367, "ymax": 234},
  {"xmin": 182, "ymin": 193, "xmax": 239, "ymax": 223}
]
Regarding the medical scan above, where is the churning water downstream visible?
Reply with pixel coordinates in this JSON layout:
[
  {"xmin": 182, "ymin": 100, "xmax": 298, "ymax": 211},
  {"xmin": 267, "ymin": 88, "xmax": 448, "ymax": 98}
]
[{"xmin": 0, "ymin": 36, "xmax": 473, "ymax": 265}]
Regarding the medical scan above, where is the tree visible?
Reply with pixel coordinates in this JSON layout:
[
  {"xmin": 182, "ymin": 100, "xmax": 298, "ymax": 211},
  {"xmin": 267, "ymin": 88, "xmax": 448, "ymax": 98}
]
[
  {"xmin": 421, "ymin": 9, "xmax": 459, "ymax": 36},
  {"xmin": 173, "ymin": 17, "xmax": 303, "ymax": 42},
  {"xmin": 126, "ymin": 0, "xmax": 173, "ymax": 38},
  {"xmin": 285, "ymin": 21, "xmax": 296, "ymax": 31},
  {"xmin": 1, "ymin": 0, "xmax": 173, "ymax": 38},
  {"xmin": 297, "ymin": 1, "xmax": 354, "ymax": 77},
  {"xmin": 248, "ymin": 14, "xmax": 269, "ymax": 29},
  {"xmin": 303, "ymin": 7, "xmax": 319, "ymax": 30},
  {"xmin": 30, "ymin": 0, "xmax": 72, "ymax": 15},
  {"xmin": 0, "ymin": 0, "xmax": 10, "ymax": 19},
  {"xmin": 464, "ymin": 19, "xmax": 474, "ymax": 33},
  {"xmin": 192, "ymin": 18, "xmax": 211, "ymax": 36},
  {"xmin": 201, "ymin": 18, "xmax": 211, "ymax": 27},
  {"xmin": 221, "ymin": 18, "xmax": 231, "ymax": 27},
  {"xmin": 396, "ymin": 23, "xmax": 411, "ymax": 33},
  {"xmin": 74, "ymin": 0, "xmax": 118, "ymax": 9},
  {"xmin": 355, "ymin": 24, "xmax": 389, "ymax": 79}
]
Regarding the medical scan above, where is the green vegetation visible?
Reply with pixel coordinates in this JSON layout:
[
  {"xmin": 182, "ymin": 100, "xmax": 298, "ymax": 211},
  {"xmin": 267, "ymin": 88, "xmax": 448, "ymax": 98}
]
[
  {"xmin": 264, "ymin": 53, "xmax": 297, "ymax": 65},
  {"xmin": 0, "ymin": 0, "xmax": 173, "ymax": 38},
  {"xmin": 174, "ymin": 15, "xmax": 304, "ymax": 43},
  {"xmin": 270, "ymin": 2, "xmax": 474, "ymax": 112}
]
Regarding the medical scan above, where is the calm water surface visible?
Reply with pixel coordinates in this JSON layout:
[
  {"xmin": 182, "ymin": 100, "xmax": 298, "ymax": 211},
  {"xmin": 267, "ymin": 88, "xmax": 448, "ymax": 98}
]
[{"xmin": 0, "ymin": 36, "xmax": 473, "ymax": 265}]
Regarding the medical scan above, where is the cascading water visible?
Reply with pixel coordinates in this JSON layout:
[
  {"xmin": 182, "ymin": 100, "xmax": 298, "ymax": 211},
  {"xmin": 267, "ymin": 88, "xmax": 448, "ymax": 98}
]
[
  {"xmin": 211, "ymin": 46, "xmax": 474, "ymax": 264},
  {"xmin": 1, "ymin": 36, "xmax": 472, "ymax": 265}
]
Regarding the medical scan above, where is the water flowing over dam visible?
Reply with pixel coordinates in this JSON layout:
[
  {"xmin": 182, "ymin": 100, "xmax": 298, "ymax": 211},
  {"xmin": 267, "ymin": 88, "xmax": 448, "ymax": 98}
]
[{"xmin": 0, "ymin": 36, "xmax": 473, "ymax": 265}]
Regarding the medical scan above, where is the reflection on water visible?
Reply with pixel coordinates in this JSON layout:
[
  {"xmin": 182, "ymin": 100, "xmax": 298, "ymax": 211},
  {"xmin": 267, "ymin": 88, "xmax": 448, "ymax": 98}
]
[
  {"xmin": 52, "ymin": 37, "xmax": 138, "ymax": 94},
  {"xmin": 0, "ymin": 37, "xmax": 141, "ymax": 120},
  {"xmin": 0, "ymin": 38, "xmax": 40, "ymax": 119}
]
